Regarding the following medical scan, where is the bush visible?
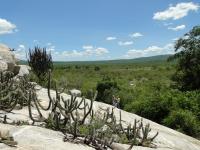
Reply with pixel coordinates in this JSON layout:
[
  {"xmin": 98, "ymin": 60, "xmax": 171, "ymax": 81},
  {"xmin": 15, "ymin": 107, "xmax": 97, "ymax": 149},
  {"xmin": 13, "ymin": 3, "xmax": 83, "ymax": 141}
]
[
  {"xmin": 128, "ymin": 95, "xmax": 171, "ymax": 123},
  {"xmin": 28, "ymin": 46, "xmax": 53, "ymax": 82},
  {"xmin": 94, "ymin": 66, "xmax": 100, "ymax": 71},
  {"xmin": 96, "ymin": 78, "xmax": 119, "ymax": 104},
  {"xmin": 163, "ymin": 109, "xmax": 200, "ymax": 137}
]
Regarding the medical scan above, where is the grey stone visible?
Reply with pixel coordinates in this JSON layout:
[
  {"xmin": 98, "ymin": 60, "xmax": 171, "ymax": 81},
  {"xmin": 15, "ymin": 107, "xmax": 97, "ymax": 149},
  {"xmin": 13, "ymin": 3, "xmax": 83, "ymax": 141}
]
[
  {"xmin": 0, "ymin": 44, "xmax": 16, "ymax": 64},
  {"xmin": 16, "ymin": 65, "xmax": 31, "ymax": 76},
  {"xmin": 0, "ymin": 60, "xmax": 8, "ymax": 71},
  {"xmin": 0, "ymin": 87, "xmax": 200, "ymax": 150}
]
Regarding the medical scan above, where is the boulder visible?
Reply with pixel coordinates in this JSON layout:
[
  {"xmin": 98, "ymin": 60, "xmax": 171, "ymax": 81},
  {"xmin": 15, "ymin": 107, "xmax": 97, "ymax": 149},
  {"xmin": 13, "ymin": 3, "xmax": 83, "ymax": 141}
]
[
  {"xmin": 0, "ymin": 44, "xmax": 16, "ymax": 64},
  {"xmin": 70, "ymin": 89, "xmax": 82, "ymax": 97},
  {"xmin": 0, "ymin": 60, "xmax": 8, "ymax": 71},
  {"xmin": 0, "ymin": 86, "xmax": 200, "ymax": 150},
  {"xmin": 16, "ymin": 65, "xmax": 31, "ymax": 77}
]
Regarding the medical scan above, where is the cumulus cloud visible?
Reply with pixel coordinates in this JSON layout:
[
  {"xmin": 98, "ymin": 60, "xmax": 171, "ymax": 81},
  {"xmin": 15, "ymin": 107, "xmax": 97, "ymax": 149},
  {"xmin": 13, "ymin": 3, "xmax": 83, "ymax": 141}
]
[
  {"xmin": 129, "ymin": 32, "xmax": 143, "ymax": 38},
  {"xmin": 106, "ymin": 37, "xmax": 117, "ymax": 41},
  {"xmin": 123, "ymin": 43, "xmax": 174, "ymax": 59},
  {"xmin": 50, "ymin": 45, "xmax": 109, "ymax": 61},
  {"xmin": 168, "ymin": 24, "xmax": 186, "ymax": 31},
  {"xmin": 13, "ymin": 44, "xmax": 27, "ymax": 60},
  {"xmin": 0, "ymin": 18, "xmax": 17, "ymax": 35},
  {"xmin": 82, "ymin": 45, "xmax": 93, "ymax": 49},
  {"xmin": 46, "ymin": 43, "xmax": 56, "ymax": 52},
  {"xmin": 118, "ymin": 41, "xmax": 133, "ymax": 46},
  {"xmin": 153, "ymin": 2, "xmax": 199, "ymax": 20}
]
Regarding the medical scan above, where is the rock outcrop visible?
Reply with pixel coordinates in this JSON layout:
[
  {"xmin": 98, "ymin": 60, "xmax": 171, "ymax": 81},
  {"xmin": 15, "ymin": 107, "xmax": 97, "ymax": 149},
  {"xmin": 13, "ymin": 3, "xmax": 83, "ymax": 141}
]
[
  {"xmin": 0, "ymin": 43, "xmax": 30, "ymax": 76},
  {"xmin": 0, "ymin": 44, "xmax": 16, "ymax": 64},
  {"xmin": 0, "ymin": 86, "xmax": 200, "ymax": 150}
]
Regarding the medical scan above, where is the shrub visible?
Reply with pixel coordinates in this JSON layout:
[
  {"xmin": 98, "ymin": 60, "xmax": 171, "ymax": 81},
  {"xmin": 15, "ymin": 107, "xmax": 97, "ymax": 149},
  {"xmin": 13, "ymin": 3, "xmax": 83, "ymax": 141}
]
[
  {"xmin": 163, "ymin": 109, "xmax": 200, "ymax": 137},
  {"xmin": 94, "ymin": 66, "xmax": 100, "ymax": 71},
  {"xmin": 96, "ymin": 78, "xmax": 119, "ymax": 104},
  {"xmin": 28, "ymin": 46, "xmax": 53, "ymax": 82},
  {"xmin": 128, "ymin": 96, "xmax": 171, "ymax": 123}
]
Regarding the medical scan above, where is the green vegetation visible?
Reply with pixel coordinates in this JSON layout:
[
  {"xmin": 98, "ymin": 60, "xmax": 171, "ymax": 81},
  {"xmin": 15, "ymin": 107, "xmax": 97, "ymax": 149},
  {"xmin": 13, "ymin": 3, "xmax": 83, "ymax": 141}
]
[
  {"xmin": 49, "ymin": 55, "xmax": 200, "ymax": 138},
  {"xmin": 168, "ymin": 26, "xmax": 200, "ymax": 91}
]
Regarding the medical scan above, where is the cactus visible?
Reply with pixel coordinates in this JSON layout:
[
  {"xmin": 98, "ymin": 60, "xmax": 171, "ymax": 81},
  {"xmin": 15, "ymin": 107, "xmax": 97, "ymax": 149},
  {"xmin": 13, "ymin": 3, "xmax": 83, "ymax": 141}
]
[{"xmin": 0, "ymin": 71, "xmax": 35, "ymax": 112}]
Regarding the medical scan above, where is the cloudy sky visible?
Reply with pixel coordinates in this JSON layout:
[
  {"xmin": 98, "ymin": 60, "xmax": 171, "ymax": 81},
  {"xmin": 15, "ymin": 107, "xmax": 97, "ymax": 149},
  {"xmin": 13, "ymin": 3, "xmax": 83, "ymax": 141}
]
[{"xmin": 0, "ymin": 0, "xmax": 199, "ymax": 61}]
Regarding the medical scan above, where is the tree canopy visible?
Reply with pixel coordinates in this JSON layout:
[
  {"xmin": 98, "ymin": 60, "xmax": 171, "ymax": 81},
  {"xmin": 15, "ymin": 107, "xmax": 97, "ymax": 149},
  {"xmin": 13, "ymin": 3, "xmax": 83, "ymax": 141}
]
[{"xmin": 169, "ymin": 26, "xmax": 200, "ymax": 90}]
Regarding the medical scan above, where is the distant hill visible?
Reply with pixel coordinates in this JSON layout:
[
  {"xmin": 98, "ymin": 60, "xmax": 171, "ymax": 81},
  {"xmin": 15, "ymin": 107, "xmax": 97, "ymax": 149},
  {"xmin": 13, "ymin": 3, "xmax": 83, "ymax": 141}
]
[
  {"xmin": 19, "ymin": 54, "xmax": 171, "ymax": 65},
  {"xmin": 54, "ymin": 54, "xmax": 171, "ymax": 65}
]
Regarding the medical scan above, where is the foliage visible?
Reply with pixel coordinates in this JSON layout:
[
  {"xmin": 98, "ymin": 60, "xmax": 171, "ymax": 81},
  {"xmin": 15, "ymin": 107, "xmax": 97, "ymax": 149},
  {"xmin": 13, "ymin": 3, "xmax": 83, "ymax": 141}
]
[
  {"xmin": 168, "ymin": 26, "xmax": 200, "ymax": 90},
  {"xmin": 28, "ymin": 46, "xmax": 53, "ymax": 82},
  {"xmin": 96, "ymin": 77, "xmax": 119, "ymax": 104},
  {"xmin": 163, "ymin": 109, "xmax": 200, "ymax": 137}
]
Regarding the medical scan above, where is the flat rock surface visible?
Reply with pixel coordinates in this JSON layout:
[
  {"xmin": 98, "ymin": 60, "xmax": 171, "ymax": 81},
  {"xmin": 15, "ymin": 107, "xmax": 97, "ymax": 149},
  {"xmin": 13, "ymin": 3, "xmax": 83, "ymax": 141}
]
[{"xmin": 0, "ymin": 87, "xmax": 200, "ymax": 150}]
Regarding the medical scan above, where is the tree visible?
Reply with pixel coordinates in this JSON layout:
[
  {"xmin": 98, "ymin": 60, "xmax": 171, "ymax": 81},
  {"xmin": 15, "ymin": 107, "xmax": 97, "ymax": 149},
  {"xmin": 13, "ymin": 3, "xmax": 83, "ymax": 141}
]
[
  {"xmin": 168, "ymin": 26, "xmax": 200, "ymax": 90},
  {"xmin": 28, "ymin": 46, "xmax": 53, "ymax": 82}
]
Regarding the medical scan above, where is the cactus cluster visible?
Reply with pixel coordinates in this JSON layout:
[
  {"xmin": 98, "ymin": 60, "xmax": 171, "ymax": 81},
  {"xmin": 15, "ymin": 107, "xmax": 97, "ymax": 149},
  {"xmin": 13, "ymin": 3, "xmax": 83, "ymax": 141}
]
[{"xmin": 0, "ymin": 71, "xmax": 34, "ymax": 112}]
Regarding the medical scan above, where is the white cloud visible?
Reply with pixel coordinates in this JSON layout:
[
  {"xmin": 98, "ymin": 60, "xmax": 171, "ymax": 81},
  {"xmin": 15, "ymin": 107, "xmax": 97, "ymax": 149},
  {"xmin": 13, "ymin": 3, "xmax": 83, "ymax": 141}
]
[
  {"xmin": 0, "ymin": 18, "xmax": 17, "ymax": 35},
  {"xmin": 94, "ymin": 47, "xmax": 109, "ymax": 56},
  {"xmin": 172, "ymin": 37, "xmax": 179, "ymax": 41},
  {"xmin": 82, "ymin": 45, "xmax": 93, "ymax": 49},
  {"xmin": 153, "ymin": 2, "xmax": 199, "ymax": 20},
  {"xmin": 118, "ymin": 41, "xmax": 133, "ymax": 46},
  {"xmin": 124, "ymin": 50, "xmax": 144, "ymax": 58},
  {"xmin": 123, "ymin": 43, "xmax": 174, "ymax": 59},
  {"xmin": 144, "ymin": 46, "xmax": 163, "ymax": 52},
  {"xmin": 106, "ymin": 37, "xmax": 117, "ymax": 41},
  {"xmin": 13, "ymin": 44, "xmax": 27, "ymax": 60},
  {"xmin": 168, "ymin": 24, "xmax": 186, "ymax": 31},
  {"xmin": 57, "ymin": 45, "xmax": 109, "ymax": 60},
  {"xmin": 129, "ymin": 32, "xmax": 143, "ymax": 38}
]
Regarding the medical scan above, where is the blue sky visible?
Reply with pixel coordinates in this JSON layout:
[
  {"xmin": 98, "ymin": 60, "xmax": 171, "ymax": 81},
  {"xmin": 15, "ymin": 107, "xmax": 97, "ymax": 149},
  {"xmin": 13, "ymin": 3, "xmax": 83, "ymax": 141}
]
[{"xmin": 0, "ymin": 0, "xmax": 199, "ymax": 61}]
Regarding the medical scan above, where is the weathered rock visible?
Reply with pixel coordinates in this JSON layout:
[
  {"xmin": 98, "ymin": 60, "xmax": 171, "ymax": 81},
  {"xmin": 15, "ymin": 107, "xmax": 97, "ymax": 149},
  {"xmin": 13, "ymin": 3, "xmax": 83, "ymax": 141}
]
[
  {"xmin": 0, "ymin": 44, "xmax": 16, "ymax": 64},
  {"xmin": 0, "ymin": 60, "xmax": 8, "ymax": 71},
  {"xmin": 16, "ymin": 65, "xmax": 31, "ymax": 76},
  {"xmin": 70, "ymin": 89, "xmax": 82, "ymax": 97},
  {"xmin": 0, "ymin": 87, "xmax": 200, "ymax": 150},
  {"xmin": 0, "ymin": 123, "xmax": 94, "ymax": 150}
]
